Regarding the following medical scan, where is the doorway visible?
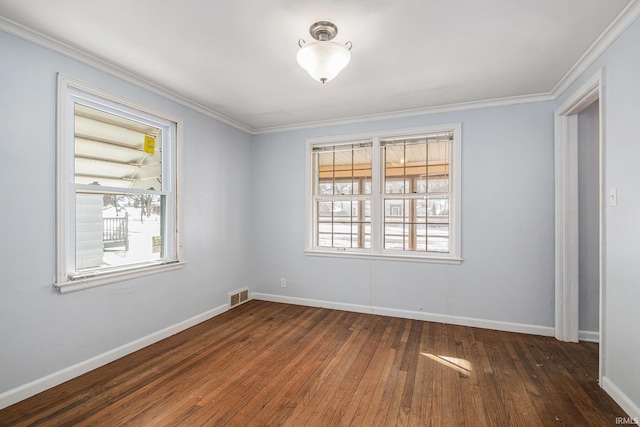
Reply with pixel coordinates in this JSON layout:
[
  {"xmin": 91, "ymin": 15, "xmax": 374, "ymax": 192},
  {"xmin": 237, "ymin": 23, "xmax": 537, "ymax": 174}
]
[
  {"xmin": 554, "ymin": 70, "xmax": 603, "ymax": 379},
  {"xmin": 577, "ymin": 100, "xmax": 600, "ymax": 343}
]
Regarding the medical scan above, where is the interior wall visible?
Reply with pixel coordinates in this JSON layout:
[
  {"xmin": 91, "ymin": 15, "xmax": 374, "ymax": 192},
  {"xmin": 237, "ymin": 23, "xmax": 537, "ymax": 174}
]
[
  {"xmin": 0, "ymin": 30, "xmax": 253, "ymax": 396},
  {"xmin": 577, "ymin": 101, "xmax": 600, "ymax": 337},
  {"xmin": 251, "ymin": 101, "xmax": 556, "ymax": 330},
  {"xmin": 556, "ymin": 14, "xmax": 640, "ymax": 416}
]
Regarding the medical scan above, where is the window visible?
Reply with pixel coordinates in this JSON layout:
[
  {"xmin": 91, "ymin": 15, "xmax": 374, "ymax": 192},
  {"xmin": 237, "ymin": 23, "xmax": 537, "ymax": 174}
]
[
  {"xmin": 306, "ymin": 125, "xmax": 461, "ymax": 263},
  {"xmin": 382, "ymin": 133, "xmax": 452, "ymax": 253},
  {"xmin": 55, "ymin": 75, "xmax": 183, "ymax": 293},
  {"xmin": 312, "ymin": 141, "xmax": 372, "ymax": 250}
]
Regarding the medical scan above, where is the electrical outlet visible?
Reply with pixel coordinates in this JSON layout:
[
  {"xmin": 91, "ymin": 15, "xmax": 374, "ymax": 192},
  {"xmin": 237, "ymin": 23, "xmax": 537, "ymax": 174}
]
[{"xmin": 280, "ymin": 278, "xmax": 286, "ymax": 288}]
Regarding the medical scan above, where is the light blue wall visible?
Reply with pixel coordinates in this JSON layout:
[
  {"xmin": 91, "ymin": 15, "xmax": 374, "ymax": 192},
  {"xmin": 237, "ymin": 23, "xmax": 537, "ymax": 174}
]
[
  {"xmin": 251, "ymin": 101, "xmax": 556, "ymax": 328},
  {"xmin": 0, "ymin": 30, "xmax": 253, "ymax": 394},
  {"xmin": 557, "ymin": 14, "xmax": 640, "ymax": 414}
]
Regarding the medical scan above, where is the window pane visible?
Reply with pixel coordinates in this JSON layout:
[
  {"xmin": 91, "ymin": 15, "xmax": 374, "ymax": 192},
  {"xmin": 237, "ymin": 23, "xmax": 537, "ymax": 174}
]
[
  {"xmin": 428, "ymin": 177, "xmax": 449, "ymax": 193},
  {"xmin": 385, "ymin": 199, "xmax": 403, "ymax": 221},
  {"xmin": 333, "ymin": 201, "xmax": 351, "ymax": 220},
  {"xmin": 385, "ymin": 177, "xmax": 405, "ymax": 194},
  {"xmin": 362, "ymin": 175, "xmax": 372, "ymax": 195},
  {"xmin": 405, "ymin": 144, "xmax": 427, "ymax": 194},
  {"xmin": 427, "ymin": 195, "xmax": 450, "ymax": 217},
  {"xmin": 315, "ymin": 198, "xmax": 370, "ymax": 249},
  {"xmin": 384, "ymin": 137, "xmax": 451, "ymax": 197},
  {"xmin": 428, "ymin": 140, "xmax": 450, "ymax": 193},
  {"xmin": 416, "ymin": 224, "xmax": 427, "ymax": 251},
  {"xmin": 427, "ymin": 224, "xmax": 449, "ymax": 252},
  {"xmin": 384, "ymin": 199, "xmax": 404, "ymax": 249},
  {"xmin": 384, "ymin": 143, "xmax": 429, "ymax": 195},
  {"xmin": 385, "ymin": 196, "xmax": 446, "ymax": 252},
  {"xmin": 318, "ymin": 223, "xmax": 333, "ymax": 233},
  {"xmin": 75, "ymin": 104, "xmax": 162, "ymax": 190},
  {"xmin": 319, "ymin": 181, "xmax": 333, "ymax": 195},
  {"xmin": 354, "ymin": 159, "xmax": 371, "ymax": 196},
  {"xmin": 332, "ymin": 221, "xmax": 351, "ymax": 247},
  {"xmin": 416, "ymin": 198, "xmax": 427, "ymax": 223},
  {"xmin": 404, "ymin": 143, "xmax": 427, "ymax": 166},
  {"xmin": 385, "ymin": 145, "xmax": 404, "ymax": 164},
  {"xmin": 385, "ymin": 143, "xmax": 405, "ymax": 194},
  {"xmin": 317, "ymin": 201, "xmax": 333, "ymax": 221},
  {"xmin": 317, "ymin": 152, "xmax": 335, "ymax": 195},
  {"xmin": 334, "ymin": 180, "xmax": 353, "ymax": 195},
  {"xmin": 427, "ymin": 196, "xmax": 450, "ymax": 253},
  {"xmin": 314, "ymin": 144, "xmax": 372, "ymax": 196},
  {"xmin": 76, "ymin": 193, "xmax": 163, "ymax": 271},
  {"xmin": 364, "ymin": 223, "xmax": 371, "ymax": 248},
  {"xmin": 384, "ymin": 222, "xmax": 404, "ymax": 250},
  {"xmin": 317, "ymin": 233, "xmax": 333, "ymax": 247}
]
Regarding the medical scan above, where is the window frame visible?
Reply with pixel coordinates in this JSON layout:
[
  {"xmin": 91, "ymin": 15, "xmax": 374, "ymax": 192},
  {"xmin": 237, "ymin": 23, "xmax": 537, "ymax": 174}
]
[
  {"xmin": 55, "ymin": 75, "xmax": 184, "ymax": 293},
  {"xmin": 305, "ymin": 124, "xmax": 462, "ymax": 264}
]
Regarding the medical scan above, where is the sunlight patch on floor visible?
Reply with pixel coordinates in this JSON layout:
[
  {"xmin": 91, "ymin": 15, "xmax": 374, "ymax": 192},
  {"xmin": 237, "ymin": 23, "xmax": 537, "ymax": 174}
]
[{"xmin": 421, "ymin": 353, "xmax": 472, "ymax": 376}]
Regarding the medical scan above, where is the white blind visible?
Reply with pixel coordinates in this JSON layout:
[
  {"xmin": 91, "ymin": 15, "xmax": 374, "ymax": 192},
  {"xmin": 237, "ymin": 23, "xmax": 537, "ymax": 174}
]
[
  {"xmin": 380, "ymin": 132, "xmax": 453, "ymax": 147},
  {"xmin": 74, "ymin": 104, "xmax": 162, "ymax": 190},
  {"xmin": 312, "ymin": 140, "xmax": 372, "ymax": 152}
]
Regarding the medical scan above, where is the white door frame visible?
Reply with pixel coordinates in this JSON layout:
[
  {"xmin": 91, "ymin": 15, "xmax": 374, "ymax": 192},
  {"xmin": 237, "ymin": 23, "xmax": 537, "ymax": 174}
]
[{"xmin": 554, "ymin": 68, "xmax": 603, "ymax": 363}]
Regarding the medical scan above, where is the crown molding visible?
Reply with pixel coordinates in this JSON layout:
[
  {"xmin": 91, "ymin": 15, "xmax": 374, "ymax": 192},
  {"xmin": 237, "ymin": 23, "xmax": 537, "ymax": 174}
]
[
  {"xmin": 253, "ymin": 93, "xmax": 555, "ymax": 134},
  {"xmin": 551, "ymin": 0, "xmax": 640, "ymax": 98},
  {"xmin": 0, "ymin": 16, "xmax": 253, "ymax": 134}
]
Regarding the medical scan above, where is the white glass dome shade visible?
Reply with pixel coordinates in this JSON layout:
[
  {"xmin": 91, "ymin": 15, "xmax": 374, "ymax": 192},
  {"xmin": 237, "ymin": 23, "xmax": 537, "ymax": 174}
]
[{"xmin": 297, "ymin": 41, "xmax": 352, "ymax": 83}]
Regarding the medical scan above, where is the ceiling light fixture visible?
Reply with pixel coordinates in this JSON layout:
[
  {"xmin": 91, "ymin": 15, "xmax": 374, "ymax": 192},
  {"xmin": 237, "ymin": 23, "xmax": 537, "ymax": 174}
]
[{"xmin": 297, "ymin": 21, "xmax": 352, "ymax": 84}]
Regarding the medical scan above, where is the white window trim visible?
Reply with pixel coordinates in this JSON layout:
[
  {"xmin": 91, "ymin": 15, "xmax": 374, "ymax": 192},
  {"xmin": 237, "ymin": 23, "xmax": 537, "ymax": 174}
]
[
  {"xmin": 54, "ymin": 74, "xmax": 184, "ymax": 293},
  {"xmin": 305, "ymin": 124, "xmax": 462, "ymax": 264}
]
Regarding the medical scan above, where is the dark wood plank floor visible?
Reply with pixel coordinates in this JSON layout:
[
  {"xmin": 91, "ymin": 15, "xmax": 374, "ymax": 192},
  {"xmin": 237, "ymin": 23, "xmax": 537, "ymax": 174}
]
[{"xmin": 0, "ymin": 300, "xmax": 628, "ymax": 426}]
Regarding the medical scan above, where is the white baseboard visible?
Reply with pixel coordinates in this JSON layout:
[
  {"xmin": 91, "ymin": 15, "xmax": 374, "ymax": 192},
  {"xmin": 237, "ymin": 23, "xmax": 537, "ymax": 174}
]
[
  {"xmin": 251, "ymin": 293, "xmax": 555, "ymax": 337},
  {"xmin": 0, "ymin": 303, "xmax": 230, "ymax": 410},
  {"xmin": 579, "ymin": 329, "xmax": 600, "ymax": 343},
  {"xmin": 602, "ymin": 376, "xmax": 640, "ymax": 424}
]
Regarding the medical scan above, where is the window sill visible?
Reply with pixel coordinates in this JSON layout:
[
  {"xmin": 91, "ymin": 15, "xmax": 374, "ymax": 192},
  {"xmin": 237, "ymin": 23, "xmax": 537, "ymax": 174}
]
[
  {"xmin": 304, "ymin": 250, "xmax": 463, "ymax": 264},
  {"xmin": 54, "ymin": 261, "xmax": 186, "ymax": 294}
]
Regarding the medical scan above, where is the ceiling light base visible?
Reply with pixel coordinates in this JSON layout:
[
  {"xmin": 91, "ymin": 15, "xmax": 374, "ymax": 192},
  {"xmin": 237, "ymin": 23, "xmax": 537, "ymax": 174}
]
[{"xmin": 309, "ymin": 21, "xmax": 338, "ymax": 41}]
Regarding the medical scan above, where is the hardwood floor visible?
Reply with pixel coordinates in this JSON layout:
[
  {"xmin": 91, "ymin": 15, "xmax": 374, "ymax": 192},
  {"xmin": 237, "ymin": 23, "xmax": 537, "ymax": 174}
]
[{"xmin": 0, "ymin": 300, "xmax": 628, "ymax": 426}]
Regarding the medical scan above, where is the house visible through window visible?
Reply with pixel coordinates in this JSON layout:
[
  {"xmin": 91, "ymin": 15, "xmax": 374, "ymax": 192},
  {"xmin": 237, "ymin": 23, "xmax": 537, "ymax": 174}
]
[
  {"xmin": 56, "ymin": 76, "xmax": 182, "ymax": 292},
  {"xmin": 307, "ymin": 125, "xmax": 461, "ymax": 262}
]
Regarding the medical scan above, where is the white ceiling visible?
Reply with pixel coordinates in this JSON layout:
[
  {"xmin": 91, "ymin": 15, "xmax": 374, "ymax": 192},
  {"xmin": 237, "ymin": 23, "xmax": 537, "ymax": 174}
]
[{"xmin": 0, "ymin": 0, "xmax": 633, "ymax": 133}]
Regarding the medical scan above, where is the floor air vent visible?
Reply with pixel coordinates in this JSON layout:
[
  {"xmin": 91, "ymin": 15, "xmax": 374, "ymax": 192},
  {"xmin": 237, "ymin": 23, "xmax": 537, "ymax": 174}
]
[{"xmin": 229, "ymin": 287, "xmax": 250, "ymax": 308}]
